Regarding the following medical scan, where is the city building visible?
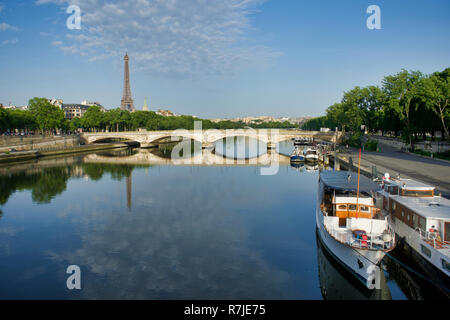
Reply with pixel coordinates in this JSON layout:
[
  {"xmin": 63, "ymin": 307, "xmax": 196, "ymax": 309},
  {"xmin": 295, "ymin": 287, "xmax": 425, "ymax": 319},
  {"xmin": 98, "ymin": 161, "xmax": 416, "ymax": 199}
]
[
  {"xmin": 49, "ymin": 98, "xmax": 64, "ymax": 108},
  {"xmin": 81, "ymin": 100, "xmax": 102, "ymax": 107},
  {"xmin": 207, "ymin": 115, "xmax": 313, "ymax": 126},
  {"xmin": 0, "ymin": 104, "xmax": 28, "ymax": 110},
  {"xmin": 61, "ymin": 101, "xmax": 105, "ymax": 120},
  {"xmin": 2, "ymin": 104, "xmax": 17, "ymax": 110},
  {"xmin": 156, "ymin": 109, "xmax": 175, "ymax": 117},
  {"xmin": 61, "ymin": 104, "xmax": 91, "ymax": 120}
]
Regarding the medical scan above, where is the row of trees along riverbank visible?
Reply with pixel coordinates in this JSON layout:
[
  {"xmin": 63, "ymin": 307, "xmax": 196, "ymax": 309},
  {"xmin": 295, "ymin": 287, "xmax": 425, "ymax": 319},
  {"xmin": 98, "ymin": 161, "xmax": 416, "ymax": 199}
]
[
  {"xmin": 0, "ymin": 97, "xmax": 298, "ymax": 134},
  {"xmin": 301, "ymin": 68, "xmax": 449, "ymax": 150}
]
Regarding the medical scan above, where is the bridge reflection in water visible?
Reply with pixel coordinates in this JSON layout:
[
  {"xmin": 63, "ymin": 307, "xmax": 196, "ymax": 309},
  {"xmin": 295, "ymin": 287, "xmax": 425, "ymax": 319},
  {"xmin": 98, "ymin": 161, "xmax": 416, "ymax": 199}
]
[{"xmin": 83, "ymin": 146, "xmax": 292, "ymax": 166}]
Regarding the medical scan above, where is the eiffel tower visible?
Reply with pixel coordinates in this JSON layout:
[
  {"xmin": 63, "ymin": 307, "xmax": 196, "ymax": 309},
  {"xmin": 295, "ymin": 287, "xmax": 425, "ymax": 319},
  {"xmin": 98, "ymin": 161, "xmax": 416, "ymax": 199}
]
[{"xmin": 120, "ymin": 52, "xmax": 135, "ymax": 112}]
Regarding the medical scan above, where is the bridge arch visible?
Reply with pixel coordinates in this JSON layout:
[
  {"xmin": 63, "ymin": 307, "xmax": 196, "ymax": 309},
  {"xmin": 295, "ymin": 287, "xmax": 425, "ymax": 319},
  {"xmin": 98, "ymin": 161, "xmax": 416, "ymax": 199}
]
[{"xmin": 81, "ymin": 130, "xmax": 342, "ymax": 147}]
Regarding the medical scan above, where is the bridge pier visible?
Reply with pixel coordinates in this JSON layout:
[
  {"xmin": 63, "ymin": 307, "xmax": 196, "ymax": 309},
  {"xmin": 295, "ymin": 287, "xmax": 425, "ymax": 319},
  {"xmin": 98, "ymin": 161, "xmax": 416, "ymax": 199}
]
[
  {"xmin": 140, "ymin": 143, "xmax": 158, "ymax": 148},
  {"xmin": 202, "ymin": 142, "xmax": 215, "ymax": 149}
]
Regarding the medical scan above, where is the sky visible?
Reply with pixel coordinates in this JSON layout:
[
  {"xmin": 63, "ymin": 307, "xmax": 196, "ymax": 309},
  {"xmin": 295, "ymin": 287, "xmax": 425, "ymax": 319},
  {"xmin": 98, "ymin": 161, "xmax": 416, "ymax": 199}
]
[{"xmin": 0, "ymin": 0, "xmax": 449, "ymax": 119}]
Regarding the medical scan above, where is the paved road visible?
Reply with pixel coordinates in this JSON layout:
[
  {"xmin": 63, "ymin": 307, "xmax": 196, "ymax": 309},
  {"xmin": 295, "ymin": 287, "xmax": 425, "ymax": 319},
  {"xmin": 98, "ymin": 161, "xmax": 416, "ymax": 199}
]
[{"xmin": 340, "ymin": 146, "xmax": 450, "ymax": 198}]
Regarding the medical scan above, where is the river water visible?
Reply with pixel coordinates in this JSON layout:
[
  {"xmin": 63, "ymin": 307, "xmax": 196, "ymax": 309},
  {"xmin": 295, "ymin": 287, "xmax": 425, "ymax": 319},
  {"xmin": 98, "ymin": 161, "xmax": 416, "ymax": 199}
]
[{"xmin": 0, "ymin": 138, "xmax": 445, "ymax": 299}]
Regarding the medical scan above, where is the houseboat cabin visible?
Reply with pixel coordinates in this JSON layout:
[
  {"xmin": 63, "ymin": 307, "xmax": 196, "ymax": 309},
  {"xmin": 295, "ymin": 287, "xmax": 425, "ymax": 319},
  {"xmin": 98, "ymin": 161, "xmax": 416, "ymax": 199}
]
[
  {"xmin": 382, "ymin": 178, "xmax": 449, "ymax": 247},
  {"xmin": 380, "ymin": 177, "xmax": 450, "ymax": 287}
]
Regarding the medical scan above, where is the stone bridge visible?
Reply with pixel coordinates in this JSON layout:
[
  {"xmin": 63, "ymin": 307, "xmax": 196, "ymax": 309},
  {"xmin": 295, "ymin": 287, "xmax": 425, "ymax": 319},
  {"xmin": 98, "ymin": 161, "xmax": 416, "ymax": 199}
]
[{"xmin": 81, "ymin": 129, "xmax": 342, "ymax": 148}]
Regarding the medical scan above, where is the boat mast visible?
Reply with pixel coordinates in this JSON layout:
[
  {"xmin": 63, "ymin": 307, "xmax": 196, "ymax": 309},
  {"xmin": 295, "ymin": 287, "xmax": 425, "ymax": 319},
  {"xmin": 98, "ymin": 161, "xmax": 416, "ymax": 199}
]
[{"xmin": 356, "ymin": 148, "xmax": 361, "ymax": 219}]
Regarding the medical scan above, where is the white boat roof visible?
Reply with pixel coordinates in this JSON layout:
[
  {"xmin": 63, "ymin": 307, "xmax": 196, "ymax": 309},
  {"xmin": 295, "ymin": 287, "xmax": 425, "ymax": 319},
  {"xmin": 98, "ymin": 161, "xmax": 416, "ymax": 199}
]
[
  {"xmin": 385, "ymin": 178, "xmax": 435, "ymax": 191},
  {"xmin": 333, "ymin": 196, "xmax": 374, "ymax": 206},
  {"xmin": 390, "ymin": 195, "xmax": 450, "ymax": 220}
]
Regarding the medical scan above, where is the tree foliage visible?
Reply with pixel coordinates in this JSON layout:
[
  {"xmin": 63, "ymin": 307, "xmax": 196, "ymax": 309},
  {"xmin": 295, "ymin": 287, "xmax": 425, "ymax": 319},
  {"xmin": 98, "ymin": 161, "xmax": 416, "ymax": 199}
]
[
  {"xmin": 302, "ymin": 67, "xmax": 450, "ymax": 145},
  {"xmin": 28, "ymin": 97, "xmax": 65, "ymax": 132}
]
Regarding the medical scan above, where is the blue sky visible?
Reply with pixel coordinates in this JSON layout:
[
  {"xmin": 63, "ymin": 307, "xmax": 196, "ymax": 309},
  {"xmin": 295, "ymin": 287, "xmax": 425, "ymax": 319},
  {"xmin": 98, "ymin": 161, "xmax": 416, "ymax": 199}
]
[{"xmin": 0, "ymin": 0, "xmax": 449, "ymax": 118}]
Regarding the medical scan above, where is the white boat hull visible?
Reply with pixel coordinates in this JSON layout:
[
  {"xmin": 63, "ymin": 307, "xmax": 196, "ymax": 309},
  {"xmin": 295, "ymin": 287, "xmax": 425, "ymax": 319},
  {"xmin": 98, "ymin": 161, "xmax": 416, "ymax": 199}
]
[
  {"xmin": 316, "ymin": 205, "xmax": 385, "ymax": 289},
  {"xmin": 305, "ymin": 155, "xmax": 319, "ymax": 162}
]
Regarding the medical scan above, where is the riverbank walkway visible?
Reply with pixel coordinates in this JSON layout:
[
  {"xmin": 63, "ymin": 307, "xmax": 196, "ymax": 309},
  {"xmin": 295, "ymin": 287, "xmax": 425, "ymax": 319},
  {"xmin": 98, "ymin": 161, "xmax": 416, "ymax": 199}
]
[{"xmin": 338, "ymin": 142, "xmax": 450, "ymax": 199}]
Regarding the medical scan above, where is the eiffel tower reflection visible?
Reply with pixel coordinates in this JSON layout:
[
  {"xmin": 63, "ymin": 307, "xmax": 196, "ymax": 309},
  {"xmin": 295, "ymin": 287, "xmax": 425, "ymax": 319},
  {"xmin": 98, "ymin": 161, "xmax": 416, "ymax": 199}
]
[{"xmin": 126, "ymin": 173, "xmax": 132, "ymax": 210}]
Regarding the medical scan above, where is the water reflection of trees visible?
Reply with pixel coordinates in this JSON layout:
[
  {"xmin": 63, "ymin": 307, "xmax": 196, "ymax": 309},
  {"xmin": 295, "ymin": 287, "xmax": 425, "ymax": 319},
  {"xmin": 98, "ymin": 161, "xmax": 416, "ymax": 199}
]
[
  {"xmin": 80, "ymin": 163, "xmax": 135, "ymax": 182},
  {"xmin": 30, "ymin": 168, "xmax": 71, "ymax": 203},
  {"xmin": 0, "ymin": 164, "xmax": 138, "ymax": 206}
]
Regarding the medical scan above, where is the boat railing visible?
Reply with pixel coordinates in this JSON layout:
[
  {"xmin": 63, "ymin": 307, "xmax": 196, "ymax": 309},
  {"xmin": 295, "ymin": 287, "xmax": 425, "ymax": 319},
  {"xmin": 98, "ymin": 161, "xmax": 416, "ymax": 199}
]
[
  {"xmin": 414, "ymin": 227, "xmax": 448, "ymax": 250},
  {"xmin": 348, "ymin": 233, "xmax": 395, "ymax": 250},
  {"xmin": 324, "ymin": 224, "xmax": 395, "ymax": 251}
]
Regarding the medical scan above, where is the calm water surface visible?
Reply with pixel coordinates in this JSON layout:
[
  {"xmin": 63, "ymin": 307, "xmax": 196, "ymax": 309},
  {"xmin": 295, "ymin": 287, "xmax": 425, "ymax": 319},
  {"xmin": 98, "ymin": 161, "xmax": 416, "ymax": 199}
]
[{"xmin": 0, "ymin": 140, "xmax": 444, "ymax": 299}]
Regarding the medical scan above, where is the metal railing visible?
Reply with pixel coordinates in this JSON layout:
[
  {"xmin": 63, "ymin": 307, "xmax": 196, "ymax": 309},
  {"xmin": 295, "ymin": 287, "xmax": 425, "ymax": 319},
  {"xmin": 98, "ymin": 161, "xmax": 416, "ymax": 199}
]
[
  {"xmin": 415, "ymin": 228, "xmax": 448, "ymax": 249},
  {"xmin": 325, "ymin": 224, "xmax": 395, "ymax": 250}
]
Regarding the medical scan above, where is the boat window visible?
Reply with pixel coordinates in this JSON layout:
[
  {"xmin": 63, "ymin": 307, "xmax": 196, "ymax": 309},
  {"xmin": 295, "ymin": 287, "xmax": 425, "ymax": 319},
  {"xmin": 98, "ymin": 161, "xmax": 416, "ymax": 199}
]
[
  {"xmin": 419, "ymin": 217, "xmax": 426, "ymax": 231},
  {"xmin": 359, "ymin": 206, "xmax": 369, "ymax": 212},
  {"xmin": 412, "ymin": 214, "xmax": 418, "ymax": 229},
  {"xmin": 387, "ymin": 186, "xmax": 395, "ymax": 195},
  {"xmin": 420, "ymin": 245, "xmax": 432, "ymax": 258},
  {"xmin": 392, "ymin": 202, "xmax": 396, "ymax": 212},
  {"xmin": 349, "ymin": 204, "xmax": 357, "ymax": 211},
  {"xmin": 442, "ymin": 259, "xmax": 450, "ymax": 273},
  {"xmin": 402, "ymin": 189, "xmax": 433, "ymax": 197},
  {"xmin": 445, "ymin": 222, "xmax": 450, "ymax": 242},
  {"xmin": 338, "ymin": 205, "xmax": 347, "ymax": 210}
]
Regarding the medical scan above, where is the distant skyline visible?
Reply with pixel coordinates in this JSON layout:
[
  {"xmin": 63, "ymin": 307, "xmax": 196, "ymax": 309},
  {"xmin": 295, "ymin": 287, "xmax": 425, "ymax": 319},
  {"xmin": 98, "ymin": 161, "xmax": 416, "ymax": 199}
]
[{"xmin": 0, "ymin": 0, "xmax": 449, "ymax": 118}]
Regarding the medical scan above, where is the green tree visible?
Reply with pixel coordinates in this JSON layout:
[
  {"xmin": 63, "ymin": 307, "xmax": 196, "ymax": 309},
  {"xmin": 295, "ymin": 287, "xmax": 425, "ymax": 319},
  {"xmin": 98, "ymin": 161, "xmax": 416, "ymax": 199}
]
[
  {"xmin": 326, "ymin": 103, "xmax": 348, "ymax": 131},
  {"xmin": 80, "ymin": 105, "xmax": 105, "ymax": 132},
  {"xmin": 70, "ymin": 117, "xmax": 82, "ymax": 132},
  {"xmin": 0, "ymin": 108, "xmax": 9, "ymax": 132},
  {"xmin": 28, "ymin": 97, "xmax": 65, "ymax": 133},
  {"xmin": 382, "ymin": 70, "xmax": 423, "ymax": 149},
  {"xmin": 419, "ymin": 68, "xmax": 450, "ymax": 140},
  {"xmin": 359, "ymin": 86, "xmax": 386, "ymax": 133}
]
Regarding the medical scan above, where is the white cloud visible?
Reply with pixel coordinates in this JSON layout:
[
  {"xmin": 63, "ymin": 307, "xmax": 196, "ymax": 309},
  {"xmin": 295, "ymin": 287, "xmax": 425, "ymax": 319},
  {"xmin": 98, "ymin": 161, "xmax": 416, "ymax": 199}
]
[
  {"xmin": 37, "ymin": 0, "xmax": 280, "ymax": 77},
  {"xmin": 1, "ymin": 38, "xmax": 18, "ymax": 46},
  {"xmin": 0, "ymin": 22, "xmax": 18, "ymax": 31}
]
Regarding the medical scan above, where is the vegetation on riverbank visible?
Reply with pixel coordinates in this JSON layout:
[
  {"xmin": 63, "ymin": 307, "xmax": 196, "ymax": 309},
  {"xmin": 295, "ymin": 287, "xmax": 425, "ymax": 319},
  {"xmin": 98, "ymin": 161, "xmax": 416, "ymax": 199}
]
[
  {"xmin": 302, "ymin": 68, "xmax": 450, "ymax": 149},
  {"xmin": 1, "ymin": 98, "xmax": 298, "ymax": 134},
  {"xmin": 411, "ymin": 149, "xmax": 450, "ymax": 161},
  {"xmin": 0, "ymin": 163, "xmax": 138, "ymax": 206}
]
